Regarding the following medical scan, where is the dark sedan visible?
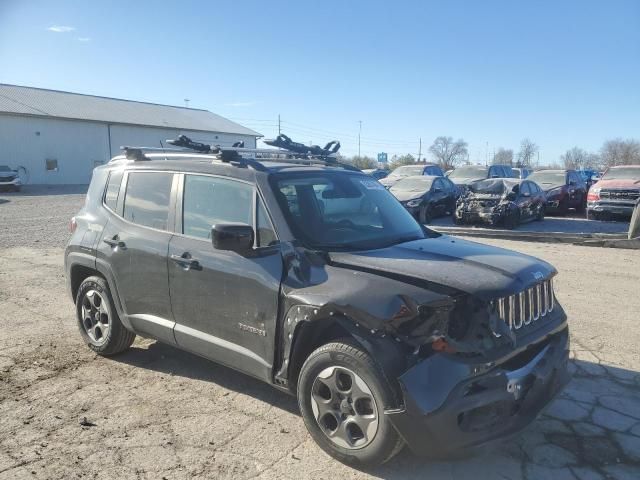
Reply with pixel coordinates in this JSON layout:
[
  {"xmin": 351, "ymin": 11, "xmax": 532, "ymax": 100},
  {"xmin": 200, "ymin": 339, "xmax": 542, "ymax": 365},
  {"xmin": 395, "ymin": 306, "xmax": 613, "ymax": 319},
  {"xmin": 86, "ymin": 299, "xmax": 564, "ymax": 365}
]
[
  {"xmin": 454, "ymin": 178, "xmax": 546, "ymax": 229},
  {"xmin": 389, "ymin": 175, "xmax": 456, "ymax": 223},
  {"xmin": 527, "ymin": 169, "xmax": 587, "ymax": 215}
]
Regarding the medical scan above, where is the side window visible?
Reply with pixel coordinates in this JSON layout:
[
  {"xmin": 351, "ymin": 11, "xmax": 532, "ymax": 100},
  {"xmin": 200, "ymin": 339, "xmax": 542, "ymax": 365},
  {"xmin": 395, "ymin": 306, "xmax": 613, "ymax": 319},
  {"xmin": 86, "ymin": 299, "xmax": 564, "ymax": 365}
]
[
  {"xmin": 488, "ymin": 166, "xmax": 498, "ymax": 177},
  {"xmin": 123, "ymin": 172, "xmax": 173, "ymax": 230},
  {"xmin": 257, "ymin": 198, "xmax": 278, "ymax": 247},
  {"xmin": 432, "ymin": 179, "xmax": 443, "ymax": 191},
  {"xmin": 104, "ymin": 170, "xmax": 123, "ymax": 211},
  {"xmin": 182, "ymin": 175, "xmax": 253, "ymax": 240}
]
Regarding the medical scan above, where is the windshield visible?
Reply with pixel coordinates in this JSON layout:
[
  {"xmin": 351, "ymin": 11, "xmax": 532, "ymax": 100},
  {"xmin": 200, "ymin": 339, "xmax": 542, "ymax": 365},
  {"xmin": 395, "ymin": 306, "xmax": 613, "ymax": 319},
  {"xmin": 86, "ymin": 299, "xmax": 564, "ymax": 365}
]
[
  {"xmin": 448, "ymin": 165, "xmax": 488, "ymax": 179},
  {"xmin": 528, "ymin": 171, "xmax": 565, "ymax": 186},
  {"xmin": 388, "ymin": 165, "xmax": 424, "ymax": 178},
  {"xmin": 390, "ymin": 176, "xmax": 434, "ymax": 192},
  {"xmin": 602, "ymin": 167, "xmax": 640, "ymax": 180},
  {"xmin": 271, "ymin": 172, "xmax": 432, "ymax": 250},
  {"xmin": 0, "ymin": 165, "xmax": 12, "ymax": 172},
  {"xmin": 469, "ymin": 179, "xmax": 513, "ymax": 194}
]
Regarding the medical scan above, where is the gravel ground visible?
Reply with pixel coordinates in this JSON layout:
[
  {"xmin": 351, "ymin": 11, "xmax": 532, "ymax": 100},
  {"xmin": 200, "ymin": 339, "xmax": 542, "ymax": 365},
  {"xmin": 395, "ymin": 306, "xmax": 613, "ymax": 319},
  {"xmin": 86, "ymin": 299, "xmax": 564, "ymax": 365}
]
[
  {"xmin": 1, "ymin": 190, "xmax": 639, "ymax": 480},
  {"xmin": 0, "ymin": 186, "xmax": 86, "ymax": 249}
]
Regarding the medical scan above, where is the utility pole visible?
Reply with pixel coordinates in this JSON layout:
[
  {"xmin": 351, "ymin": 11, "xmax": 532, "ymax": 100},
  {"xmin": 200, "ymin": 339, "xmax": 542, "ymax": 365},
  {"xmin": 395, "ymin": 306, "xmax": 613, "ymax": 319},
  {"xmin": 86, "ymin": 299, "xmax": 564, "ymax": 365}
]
[
  {"xmin": 278, "ymin": 114, "xmax": 281, "ymax": 135},
  {"xmin": 358, "ymin": 120, "xmax": 362, "ymax": 158},
  {"xmin": 184, "ymin": 99, "xmax": 190, "ymax": 108},
  {"xmin": 418, "ymin": 137, "xmax": 422, "ymax": 162}
]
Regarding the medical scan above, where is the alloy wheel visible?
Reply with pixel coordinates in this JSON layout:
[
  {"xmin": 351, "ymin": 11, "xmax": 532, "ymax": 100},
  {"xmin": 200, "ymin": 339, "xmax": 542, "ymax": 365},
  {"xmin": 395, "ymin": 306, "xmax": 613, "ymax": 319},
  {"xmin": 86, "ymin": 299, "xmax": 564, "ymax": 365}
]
[
  {"xmin": 80, "ymin": 290, "xmax": 111, "ymax": 344},
  {"xmin": 310, "ymin": 366, "xmax": 379, "ymax": 449}
]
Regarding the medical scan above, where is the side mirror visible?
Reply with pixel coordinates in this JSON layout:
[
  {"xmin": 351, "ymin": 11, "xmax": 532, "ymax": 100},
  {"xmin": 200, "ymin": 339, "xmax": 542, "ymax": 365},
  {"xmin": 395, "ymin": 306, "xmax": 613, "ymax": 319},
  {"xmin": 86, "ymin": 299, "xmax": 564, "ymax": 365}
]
[
  {"xmin": 506, "ymin": 192, "xmax": 517, "ymax": 201},
  {"xmin": 569, "ymin": 180, "xmax": 577, "ymax": 186},
  {"xmin": 212, "ymin": 223, "xmax": 254, "ymax": 253},
  {"xmin": 491, "ymin": 174, "xmax": 500, "ymax": 178}
]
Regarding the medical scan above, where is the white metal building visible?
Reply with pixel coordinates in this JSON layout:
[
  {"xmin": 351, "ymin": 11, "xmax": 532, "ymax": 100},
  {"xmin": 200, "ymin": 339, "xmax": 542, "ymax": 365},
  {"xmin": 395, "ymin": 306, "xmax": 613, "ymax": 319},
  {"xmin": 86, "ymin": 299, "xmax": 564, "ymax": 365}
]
[{"xmin": 0, "ymin": 84, "xmax": 262, "ymax": 184}]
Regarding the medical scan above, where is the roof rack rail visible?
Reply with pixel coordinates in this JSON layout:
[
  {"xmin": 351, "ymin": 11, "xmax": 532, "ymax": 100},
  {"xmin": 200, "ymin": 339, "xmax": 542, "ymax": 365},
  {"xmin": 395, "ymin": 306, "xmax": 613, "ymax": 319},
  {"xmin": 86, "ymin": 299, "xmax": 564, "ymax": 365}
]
[
  {"xmin": 168, "ymin": 134, "xmax": 358, "ymax": 171},
  {"xmin": 117, "ymin": 134, "xmax": 359, "ymax": 172}
]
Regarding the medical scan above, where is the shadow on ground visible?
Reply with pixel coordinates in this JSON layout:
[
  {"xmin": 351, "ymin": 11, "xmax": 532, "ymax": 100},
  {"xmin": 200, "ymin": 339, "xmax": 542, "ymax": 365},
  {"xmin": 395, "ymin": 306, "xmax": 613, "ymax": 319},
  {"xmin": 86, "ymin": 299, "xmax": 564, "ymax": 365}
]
[{"xmin": 113, "ymin": 341, "xmax": 640, "ymax": 479}]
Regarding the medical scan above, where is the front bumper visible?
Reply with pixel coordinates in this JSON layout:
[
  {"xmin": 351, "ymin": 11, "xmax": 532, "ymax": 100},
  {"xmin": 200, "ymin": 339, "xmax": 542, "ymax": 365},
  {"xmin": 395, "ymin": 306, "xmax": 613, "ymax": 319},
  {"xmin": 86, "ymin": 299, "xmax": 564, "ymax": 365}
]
[
  {"xmin": 588, "ymin": 200, "xmax": 636, "ymax": 217},
  {"xmin": 386, "ymin": 325, "xmax": 570, "ymax": 458},
  {"xmin": 455, "ymin": 209, "xmax": 501, "ymax": 226},
  {"xmin": 0, "ymin": 177, "xmax": 21, "ymax": 187}
]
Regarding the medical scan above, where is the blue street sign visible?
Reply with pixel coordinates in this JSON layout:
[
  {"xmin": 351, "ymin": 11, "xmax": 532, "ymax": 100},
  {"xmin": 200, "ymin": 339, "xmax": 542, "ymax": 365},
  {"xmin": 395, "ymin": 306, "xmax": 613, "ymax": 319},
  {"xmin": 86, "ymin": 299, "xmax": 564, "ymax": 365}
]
[{"xmin": 377, "ymin": 152, "xmax": 388, "ymax": 163}]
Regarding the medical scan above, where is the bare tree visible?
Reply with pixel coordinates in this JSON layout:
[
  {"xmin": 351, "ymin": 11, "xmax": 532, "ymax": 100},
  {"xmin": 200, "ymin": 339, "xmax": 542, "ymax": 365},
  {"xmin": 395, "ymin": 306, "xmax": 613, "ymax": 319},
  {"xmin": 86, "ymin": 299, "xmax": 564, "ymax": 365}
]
[
  {"xmin": 600, "ymin": 138, "xmax": 640, "ymax": 167},
  {"xmin": 560, "ymin": 147, "xmax": 588, "ymax": 169},
  {"xmin": 428, "ymin": 136, "xmax": 468, "ymax": 170},
  {"xmin": 348, "ymin": 155, "xmax": 377, "ymax": 170},
  {"xmin": 492, "ymin": 148, "xmax": 514, "ymax": 166},
  {"xmin": 389, "ymin": 154, "xmax": 416, "ymax": 170},
  {"xmin": 517, "ymin": 138, "xmax": 538, "ymax": 167}
]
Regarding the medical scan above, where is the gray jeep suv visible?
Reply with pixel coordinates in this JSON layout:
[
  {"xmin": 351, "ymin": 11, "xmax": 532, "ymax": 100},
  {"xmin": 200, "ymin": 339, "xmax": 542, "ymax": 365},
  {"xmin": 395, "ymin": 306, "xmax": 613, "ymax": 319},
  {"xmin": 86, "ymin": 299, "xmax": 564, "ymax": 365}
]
[{"xmin": 65, "ymin": 138, "xmax": 569, "ymax": 467}]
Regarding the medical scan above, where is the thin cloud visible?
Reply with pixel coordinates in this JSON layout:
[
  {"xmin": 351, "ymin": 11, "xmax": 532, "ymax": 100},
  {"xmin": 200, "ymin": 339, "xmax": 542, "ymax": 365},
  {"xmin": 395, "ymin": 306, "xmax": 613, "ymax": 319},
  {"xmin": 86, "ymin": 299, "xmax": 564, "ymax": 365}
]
[
  {"xmin": 77, "ymin": 37, "xmax": 91, "ymax": 42},
  {"xmin": 225, "ymin": 101, "xmax": 257, "ymax": 107},
  {"xmin": 47, "ymin": 25, "xmax": 75, "ymax": 33}
]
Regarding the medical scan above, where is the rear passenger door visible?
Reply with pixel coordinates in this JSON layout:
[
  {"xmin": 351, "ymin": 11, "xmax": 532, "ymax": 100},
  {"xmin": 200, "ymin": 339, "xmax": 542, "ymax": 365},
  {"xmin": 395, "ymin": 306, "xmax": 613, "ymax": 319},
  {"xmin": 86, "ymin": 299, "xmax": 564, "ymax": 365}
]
[
  {"xmin": 96, "ymin": 170, "xmax": 178, "ymax": 345},
  {"xmin": 168, "ymin": 174, "xmax": 282, "ymax": 381}
]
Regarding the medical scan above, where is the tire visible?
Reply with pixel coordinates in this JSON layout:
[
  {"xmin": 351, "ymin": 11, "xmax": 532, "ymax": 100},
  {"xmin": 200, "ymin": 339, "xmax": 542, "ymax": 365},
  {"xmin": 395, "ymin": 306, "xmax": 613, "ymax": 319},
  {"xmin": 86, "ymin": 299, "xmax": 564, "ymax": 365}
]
[
  {"xmin": 535, "ymin": 203, "xmax": 545, "ymax": 221},
  {"xmin": 576, "ymin": 194, "xmax": 586, "ymax": 214},
  {"xmin": 419, "ymin": 205, "xmax": 432, "ymax": 224},
  {"xmin": 297, "ymin": 340, "xmax": 404, "ymax": 467},
  {"xmin": 75, "ymin": 276, "xmax": 135, "ymax": 355},
  {"xmin": 504, "ymin": 209, "xmax": 520, "ymax": 229},
  {"xmin": 453, "ymin": 214, "xmax": 464, "ymax": 225},
  {"xmin": 558, "ymin": 198, "xmax": 569, "ymax": 216}
]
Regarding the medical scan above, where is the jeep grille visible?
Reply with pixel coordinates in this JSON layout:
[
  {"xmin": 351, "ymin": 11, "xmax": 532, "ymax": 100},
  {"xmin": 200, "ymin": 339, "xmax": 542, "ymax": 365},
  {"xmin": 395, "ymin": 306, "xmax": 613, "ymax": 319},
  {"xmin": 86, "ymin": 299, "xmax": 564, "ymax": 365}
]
[{"xmin": 494, "ymin": 279, "xmax": 555, "ymax": 333}]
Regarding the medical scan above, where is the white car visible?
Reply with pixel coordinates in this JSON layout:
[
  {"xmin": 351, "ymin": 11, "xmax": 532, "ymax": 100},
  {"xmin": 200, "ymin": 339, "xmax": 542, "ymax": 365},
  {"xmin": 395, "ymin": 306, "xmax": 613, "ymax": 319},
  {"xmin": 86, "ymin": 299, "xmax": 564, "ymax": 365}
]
[{"xmin": 0, "ymin": 165, "xmax": 21, "ymax": 192}]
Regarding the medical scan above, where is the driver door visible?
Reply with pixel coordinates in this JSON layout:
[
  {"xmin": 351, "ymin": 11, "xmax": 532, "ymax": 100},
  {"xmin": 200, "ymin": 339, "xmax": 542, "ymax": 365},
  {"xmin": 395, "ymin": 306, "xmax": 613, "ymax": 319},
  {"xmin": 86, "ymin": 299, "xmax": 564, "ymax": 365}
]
[{"xmin": 168, "ymin": 174, "xmax": 282, "ymax": 381}]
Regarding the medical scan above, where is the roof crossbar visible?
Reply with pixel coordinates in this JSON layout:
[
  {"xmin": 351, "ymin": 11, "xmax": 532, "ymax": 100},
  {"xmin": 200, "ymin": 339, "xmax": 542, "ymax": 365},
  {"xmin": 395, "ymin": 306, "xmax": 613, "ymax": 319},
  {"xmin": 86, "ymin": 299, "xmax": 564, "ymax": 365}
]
[{"xmin": 119, "ymin": 134, "xmax": 358, "ymax": 172}]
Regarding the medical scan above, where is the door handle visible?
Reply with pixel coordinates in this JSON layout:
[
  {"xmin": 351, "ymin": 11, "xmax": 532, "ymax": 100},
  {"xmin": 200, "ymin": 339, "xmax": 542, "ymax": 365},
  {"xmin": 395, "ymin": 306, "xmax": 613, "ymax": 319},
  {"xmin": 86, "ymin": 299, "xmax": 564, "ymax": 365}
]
[
  {"xmin": 103, "ymin": 236, "xmax": 126, "ymax": 249},
  {"xmin": 170, "ymin": 254, "xmax": 201, "ymax": 270}
]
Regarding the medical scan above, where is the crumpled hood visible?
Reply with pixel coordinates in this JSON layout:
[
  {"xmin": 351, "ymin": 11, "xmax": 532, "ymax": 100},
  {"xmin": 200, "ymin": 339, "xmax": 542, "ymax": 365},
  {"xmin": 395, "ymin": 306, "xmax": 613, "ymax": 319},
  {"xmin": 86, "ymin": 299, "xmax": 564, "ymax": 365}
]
[
  {"xmin": 379, "ymin": 176, "xmax": 402, "ymax": 187},
  {"xmin": 451, "ymin": 177, "xmax": 485, "ymax": 186},
  {"xmin": 329, "ymin": 235, "xmax": 556, "ymax": 301},
  {"xmin": 390, "ymin": 190, "xmax": 426, "ymax": 202}
]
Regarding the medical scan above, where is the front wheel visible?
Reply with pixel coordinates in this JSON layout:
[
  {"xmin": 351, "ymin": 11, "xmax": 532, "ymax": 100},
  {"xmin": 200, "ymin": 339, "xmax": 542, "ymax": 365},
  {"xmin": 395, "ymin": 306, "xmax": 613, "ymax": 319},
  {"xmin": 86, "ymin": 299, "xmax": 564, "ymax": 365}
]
[
  {"xmin": 419, "ymin": 205, "xmax": 432, "ymax": 224},
  {"xmin": 76, "ymin": 276, "xmax": 135, "ymax": 355},
  {"xmin": 504, "ymin": 209, "xmax": 521, "ymax": 229},
  {"xmin": 297, "ymin": 340, "xmax": 404, "ymax": 467}
]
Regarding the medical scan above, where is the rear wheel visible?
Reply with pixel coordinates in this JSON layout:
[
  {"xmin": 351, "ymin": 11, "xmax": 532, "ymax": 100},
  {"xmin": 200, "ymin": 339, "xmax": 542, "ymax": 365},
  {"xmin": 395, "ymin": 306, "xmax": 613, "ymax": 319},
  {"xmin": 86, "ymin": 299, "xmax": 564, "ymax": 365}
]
[
  {"xmin": 76, "ymin": 276, "xmax": 135, "ymax": 355},
  {"xmin": 297, "ymin": 340, "xmax": 403, "ymax": 467},
  {"xmin": 576, "ymin": 194, "xmax": 586, "ymax": 214}
]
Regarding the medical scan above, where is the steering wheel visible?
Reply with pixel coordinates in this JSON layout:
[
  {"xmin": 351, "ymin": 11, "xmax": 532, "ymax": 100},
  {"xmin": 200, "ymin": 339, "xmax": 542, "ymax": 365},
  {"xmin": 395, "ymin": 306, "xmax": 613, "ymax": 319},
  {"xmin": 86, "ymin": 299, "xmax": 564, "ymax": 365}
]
[{"xmin": 334, "ymin": 219, "xmax": 357, "ymax": 229}]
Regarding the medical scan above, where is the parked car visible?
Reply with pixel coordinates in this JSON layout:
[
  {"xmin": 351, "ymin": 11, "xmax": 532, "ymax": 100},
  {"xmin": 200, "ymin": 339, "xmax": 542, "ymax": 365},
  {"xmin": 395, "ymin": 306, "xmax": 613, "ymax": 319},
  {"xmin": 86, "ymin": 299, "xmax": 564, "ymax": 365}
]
[
  {"xmin": 378, "ymin": 163, "xmax": 444, "ymax": 188},
  {"xmin": 587, "ymin": 165, "xmax": 640, "ymax": 219},
  {"xmin": 454, "ymin": 178, "xmax": 546, "ymax": 229},
  {"xmin": 527, "ymin": 169, "xmax": 587, "ymax": 215},
  {"xmin": 65, "ymin": 138, "xmax": 569, "ymax": 467},
  {"xmin": 0, "ymin": 165, "xmax": 21, "ymax": 191},
  {"xmin": 389, "ymin": 175, "xmax": 456, "ymax": 223},
  {"xmin": 511, "ymin": 167, "xmax": 531, "ymax": 179},
  {"xmin": 361, "ymin": 168, "xmax": 389, "ymax": 180},
  {"xmin": 448, "ymin": 164, "xmax": 513, "ymax": 191},
  {"xmin": 577, "ymin": 169, "xmax": 600, "ymax": 190}
]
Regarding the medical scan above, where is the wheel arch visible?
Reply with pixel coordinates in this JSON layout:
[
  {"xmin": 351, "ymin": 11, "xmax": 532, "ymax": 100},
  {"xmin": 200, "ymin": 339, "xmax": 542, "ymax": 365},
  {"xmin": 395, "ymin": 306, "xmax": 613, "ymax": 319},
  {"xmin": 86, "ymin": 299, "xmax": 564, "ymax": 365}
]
[{"xmin": 277, "ymin": 306, "xmax": 408, "ymax": 405}]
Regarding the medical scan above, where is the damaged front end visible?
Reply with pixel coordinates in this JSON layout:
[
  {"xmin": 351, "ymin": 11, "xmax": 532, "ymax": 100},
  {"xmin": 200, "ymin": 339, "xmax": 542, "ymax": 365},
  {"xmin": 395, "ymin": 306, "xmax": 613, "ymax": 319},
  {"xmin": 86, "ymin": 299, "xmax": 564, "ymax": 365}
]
[{"xmin": 455, "ymin": 191, "xmax": 516, "ymax": 227}]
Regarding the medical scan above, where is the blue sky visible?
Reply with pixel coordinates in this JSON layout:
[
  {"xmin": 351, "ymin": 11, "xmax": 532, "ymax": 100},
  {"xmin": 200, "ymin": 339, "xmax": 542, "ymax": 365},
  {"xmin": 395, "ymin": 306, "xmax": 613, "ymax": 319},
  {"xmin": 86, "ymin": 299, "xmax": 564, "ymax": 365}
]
[{"xmin": 1, "ymin": 0, "xmax": 639, "ymax": 163}]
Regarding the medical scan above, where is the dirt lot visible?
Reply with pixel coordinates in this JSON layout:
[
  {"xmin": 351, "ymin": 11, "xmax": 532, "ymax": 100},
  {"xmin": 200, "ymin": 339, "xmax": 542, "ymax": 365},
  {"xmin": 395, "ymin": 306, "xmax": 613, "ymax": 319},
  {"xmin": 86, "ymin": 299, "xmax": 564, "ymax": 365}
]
[{"xmin": 1, "ymin": 189, "xmax": 639, "ymax": 480}]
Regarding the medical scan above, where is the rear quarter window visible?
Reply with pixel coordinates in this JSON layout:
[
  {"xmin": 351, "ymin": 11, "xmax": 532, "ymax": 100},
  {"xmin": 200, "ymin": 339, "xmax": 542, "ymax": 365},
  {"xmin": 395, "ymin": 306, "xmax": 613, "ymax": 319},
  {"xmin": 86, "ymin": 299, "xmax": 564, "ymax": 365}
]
[
  {"xmin": 104, "ymin": 170, "xmax": 123, "ymax": 211},
  {"xmin": 123, "ymin": 172, "xmax": 174, "ymax": 230}
]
